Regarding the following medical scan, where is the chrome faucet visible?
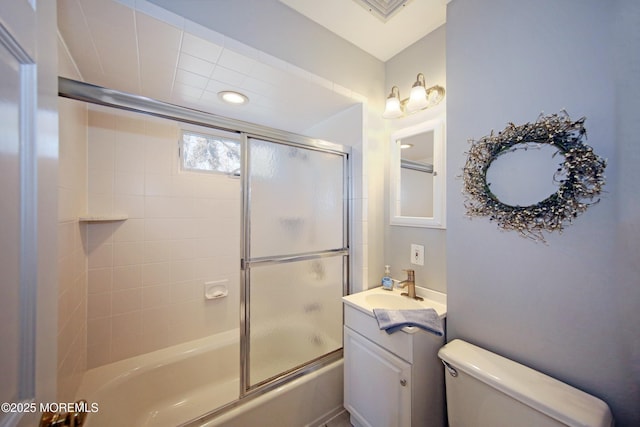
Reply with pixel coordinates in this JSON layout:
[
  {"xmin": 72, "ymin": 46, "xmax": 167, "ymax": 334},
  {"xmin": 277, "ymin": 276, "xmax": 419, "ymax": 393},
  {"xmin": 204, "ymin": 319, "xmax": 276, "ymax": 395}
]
[{"xmin": 397, "ymin": 269, "xmax": 424, "ymax": 301}]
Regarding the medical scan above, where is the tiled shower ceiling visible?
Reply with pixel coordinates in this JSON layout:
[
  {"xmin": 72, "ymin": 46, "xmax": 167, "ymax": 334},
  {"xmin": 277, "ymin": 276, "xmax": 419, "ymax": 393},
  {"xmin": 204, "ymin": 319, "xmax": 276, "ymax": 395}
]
[{"xmin": 57, "ymin": 0, "xmax": 358, "ymax": 134}]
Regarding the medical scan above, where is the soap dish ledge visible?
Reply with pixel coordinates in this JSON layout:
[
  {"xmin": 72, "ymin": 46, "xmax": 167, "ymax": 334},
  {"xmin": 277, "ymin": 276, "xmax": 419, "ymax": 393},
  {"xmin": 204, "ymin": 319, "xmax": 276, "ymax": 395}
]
[{"xmin": 78, "ymin": 215, "xmax": 128, "ymax": 223}]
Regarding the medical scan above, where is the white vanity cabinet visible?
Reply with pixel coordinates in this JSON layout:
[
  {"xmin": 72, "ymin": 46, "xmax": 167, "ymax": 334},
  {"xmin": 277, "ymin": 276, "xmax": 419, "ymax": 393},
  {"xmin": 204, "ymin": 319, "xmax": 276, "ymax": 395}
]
[
  {"xmin": 344, "ymin": 326, "xmax": 412, "ymax": 427},
  {"xmin": 342, "ymin": 287, "xmax": 446, "ymax": 427}
]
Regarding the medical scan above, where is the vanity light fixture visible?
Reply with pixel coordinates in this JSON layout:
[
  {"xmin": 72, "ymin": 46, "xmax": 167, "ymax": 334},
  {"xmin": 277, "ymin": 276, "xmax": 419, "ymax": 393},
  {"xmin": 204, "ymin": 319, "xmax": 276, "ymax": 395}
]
[
  {"xmin": 218, "ymin": 90, "xmax": 249, "ymax": 105},
  {"xmin": 382, "ymin": 73, "xmax": 445, "ymax": 119}
]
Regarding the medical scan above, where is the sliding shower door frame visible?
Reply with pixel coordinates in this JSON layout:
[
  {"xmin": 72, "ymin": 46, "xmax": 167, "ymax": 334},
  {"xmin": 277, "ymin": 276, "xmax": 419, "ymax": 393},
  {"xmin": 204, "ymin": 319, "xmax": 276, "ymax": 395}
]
[
  {"xmin": 239, "ymin": 132, "xmax": 350, "ymax": 396},
  {"xmin": 58, "ymin": 77, "xmax": 351, "ymax": 421}
]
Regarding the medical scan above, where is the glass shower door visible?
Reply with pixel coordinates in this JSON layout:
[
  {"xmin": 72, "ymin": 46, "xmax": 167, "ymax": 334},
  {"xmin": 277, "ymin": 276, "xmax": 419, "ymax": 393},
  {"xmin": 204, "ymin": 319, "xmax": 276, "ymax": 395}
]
[{"xmin": 242, "ymin": 137, "xmax": 348, "ymax": 390}]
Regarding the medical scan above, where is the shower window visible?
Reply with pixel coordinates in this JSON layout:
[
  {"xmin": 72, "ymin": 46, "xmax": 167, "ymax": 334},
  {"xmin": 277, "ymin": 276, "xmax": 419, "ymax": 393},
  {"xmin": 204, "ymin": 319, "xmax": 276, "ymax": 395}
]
[{"xmin": 180, "ymin": 129, "xmax": 240, "ymax": 174}]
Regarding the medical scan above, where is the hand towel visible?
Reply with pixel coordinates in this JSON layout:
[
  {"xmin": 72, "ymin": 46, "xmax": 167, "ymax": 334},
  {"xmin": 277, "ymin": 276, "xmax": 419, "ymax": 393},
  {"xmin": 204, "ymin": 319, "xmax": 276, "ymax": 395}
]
[{"xmin": 373, "ymin": 308, "xmax": 444, "ymax": 336}]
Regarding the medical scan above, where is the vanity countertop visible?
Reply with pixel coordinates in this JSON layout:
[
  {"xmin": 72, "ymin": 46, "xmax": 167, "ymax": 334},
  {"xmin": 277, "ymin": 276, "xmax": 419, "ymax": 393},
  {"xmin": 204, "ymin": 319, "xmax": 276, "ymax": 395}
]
[{"xmin": 343, "ymin": 285, "xmax": 447, "ymax": 329}]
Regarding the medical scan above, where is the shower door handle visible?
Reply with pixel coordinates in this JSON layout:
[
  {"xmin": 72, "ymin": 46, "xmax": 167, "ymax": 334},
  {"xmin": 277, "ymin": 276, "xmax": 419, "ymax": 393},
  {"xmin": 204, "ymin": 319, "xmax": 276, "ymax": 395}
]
[{"xmin": 245, "ymin": 249, "xmax": 348, "ymax": 268}]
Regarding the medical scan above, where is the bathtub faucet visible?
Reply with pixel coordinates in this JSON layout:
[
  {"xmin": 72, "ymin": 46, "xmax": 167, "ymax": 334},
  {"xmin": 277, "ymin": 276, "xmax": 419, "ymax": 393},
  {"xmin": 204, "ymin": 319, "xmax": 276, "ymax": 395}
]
[{"xmin": 398, "ymin": 269, "xmax": 423, "ymax": 301}]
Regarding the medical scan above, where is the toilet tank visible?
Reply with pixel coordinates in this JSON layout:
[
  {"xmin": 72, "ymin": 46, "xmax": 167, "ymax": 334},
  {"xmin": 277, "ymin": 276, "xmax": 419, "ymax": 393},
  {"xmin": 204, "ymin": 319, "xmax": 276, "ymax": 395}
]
[{"xmin": 438, "ymin": 340, "xmax": 613, "ymax": 427}]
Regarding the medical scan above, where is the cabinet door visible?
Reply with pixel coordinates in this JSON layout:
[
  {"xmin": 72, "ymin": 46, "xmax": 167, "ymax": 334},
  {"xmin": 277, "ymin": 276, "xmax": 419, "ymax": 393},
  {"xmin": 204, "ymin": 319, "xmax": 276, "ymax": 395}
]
[{"xmin": 344, "ymin": 327, "xmax": 411, "ymax": 427}]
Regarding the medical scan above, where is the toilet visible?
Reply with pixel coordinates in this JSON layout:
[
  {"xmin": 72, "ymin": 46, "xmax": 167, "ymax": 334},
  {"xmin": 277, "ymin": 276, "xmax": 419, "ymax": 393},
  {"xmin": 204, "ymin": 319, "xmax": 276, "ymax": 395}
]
[{"xmin": 438, "ymin": 340, "xmax": 613, "ymax": 427}]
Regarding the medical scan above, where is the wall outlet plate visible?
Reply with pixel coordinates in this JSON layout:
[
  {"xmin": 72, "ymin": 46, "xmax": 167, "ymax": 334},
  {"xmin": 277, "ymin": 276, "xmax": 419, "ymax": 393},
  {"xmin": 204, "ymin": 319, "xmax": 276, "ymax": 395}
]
[{"xmin": 411, "ymin": 244, "xmax": 424, "ymax": 266}]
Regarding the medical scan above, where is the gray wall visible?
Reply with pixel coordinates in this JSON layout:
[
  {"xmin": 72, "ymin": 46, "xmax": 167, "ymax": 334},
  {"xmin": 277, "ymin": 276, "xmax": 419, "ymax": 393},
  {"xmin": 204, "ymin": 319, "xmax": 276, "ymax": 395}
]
[
  {"xmin": 447, "ymin": 1, "xmax": 639, "ymax": 425},
  {"xmin": 384, "ymin": 25, "xmax": 447, "ymax": 293}
]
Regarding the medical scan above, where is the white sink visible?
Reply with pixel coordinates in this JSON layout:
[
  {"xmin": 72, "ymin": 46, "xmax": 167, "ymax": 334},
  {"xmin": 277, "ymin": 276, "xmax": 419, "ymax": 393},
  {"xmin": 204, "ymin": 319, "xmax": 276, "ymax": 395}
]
[
  {"xmin": 364, "ymin": 293, "xmax": 426, "ymax": 310},
  {"xmin": 343, "ymin": 286, "xmax": 447, "ymax": 319}
]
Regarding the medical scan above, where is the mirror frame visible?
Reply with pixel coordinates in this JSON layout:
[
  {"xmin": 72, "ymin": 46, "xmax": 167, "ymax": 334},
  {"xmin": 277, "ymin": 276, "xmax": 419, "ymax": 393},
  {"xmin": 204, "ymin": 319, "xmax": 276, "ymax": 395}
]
[{"xmin": 390, "ymin": 117, "xmax": 446, "ymax": 228}]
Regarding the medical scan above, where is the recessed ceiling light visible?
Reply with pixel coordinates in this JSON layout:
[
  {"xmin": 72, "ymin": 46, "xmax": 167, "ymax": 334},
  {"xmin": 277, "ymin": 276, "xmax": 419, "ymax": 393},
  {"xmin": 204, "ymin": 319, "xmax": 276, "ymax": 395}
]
[
  {"xmin": 218, "ymin": 91, "xmax": 249, "ymax": 105},
  {"xmin": 400, "ymin": 143, "xmax": 414, "ymax": 149}
]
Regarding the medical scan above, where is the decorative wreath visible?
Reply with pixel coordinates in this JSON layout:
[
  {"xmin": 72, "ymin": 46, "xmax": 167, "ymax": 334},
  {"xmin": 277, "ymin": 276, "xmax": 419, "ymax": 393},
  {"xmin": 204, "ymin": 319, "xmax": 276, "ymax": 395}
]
[{"xmin": 462, "ymin": 111, "xmax": 606, "ymax": 242}]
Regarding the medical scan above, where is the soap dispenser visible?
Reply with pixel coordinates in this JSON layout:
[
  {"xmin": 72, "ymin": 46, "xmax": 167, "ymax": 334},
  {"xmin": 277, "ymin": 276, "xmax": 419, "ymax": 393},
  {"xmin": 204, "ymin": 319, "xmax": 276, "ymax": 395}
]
[{"xmin": 381, "ymin": 265, "xmax": 393, "ymax": 290}]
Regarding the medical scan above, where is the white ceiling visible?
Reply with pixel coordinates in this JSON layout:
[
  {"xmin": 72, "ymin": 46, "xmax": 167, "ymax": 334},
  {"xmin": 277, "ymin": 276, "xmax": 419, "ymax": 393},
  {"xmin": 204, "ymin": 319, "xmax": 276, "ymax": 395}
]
[
  {"xmin": 57, "ymin": 0, "xmax": 360, "ymax": 134},
  {"xmin": 279, "ymin": 0, "xmax": 447, "ymax": 61},
  {"xmin": 57, "ymin": 0, "xmax": 445, "ymax": 134}
]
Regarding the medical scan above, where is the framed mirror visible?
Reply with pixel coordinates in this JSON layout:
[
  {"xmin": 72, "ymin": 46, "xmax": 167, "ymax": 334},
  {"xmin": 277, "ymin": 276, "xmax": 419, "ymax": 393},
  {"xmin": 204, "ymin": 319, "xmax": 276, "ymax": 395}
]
[{"xmin": 390, "ymin": 117, "xmax": 446, "ymax": 228}]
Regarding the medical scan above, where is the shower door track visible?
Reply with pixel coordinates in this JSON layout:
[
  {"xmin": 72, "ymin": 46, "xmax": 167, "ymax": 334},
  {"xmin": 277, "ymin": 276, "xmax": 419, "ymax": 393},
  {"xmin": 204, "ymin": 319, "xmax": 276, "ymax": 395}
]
[{"xmin": 58, "ymin": 77, "xmax": 351, "ymax": 426}]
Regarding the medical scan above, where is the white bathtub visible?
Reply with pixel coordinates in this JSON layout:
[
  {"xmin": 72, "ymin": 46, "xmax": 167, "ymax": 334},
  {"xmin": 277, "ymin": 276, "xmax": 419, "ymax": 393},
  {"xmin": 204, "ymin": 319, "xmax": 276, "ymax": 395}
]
[{"xmin": 76, "ymin": 329, "xmax": 344, "ymax": 427}]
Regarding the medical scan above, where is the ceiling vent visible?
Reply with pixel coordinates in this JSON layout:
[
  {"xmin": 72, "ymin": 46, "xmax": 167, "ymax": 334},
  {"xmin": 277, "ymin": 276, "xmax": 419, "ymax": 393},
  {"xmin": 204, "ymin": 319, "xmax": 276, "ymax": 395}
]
[{"xmin": 352, "ymin": 0, "xmax": 413, "ymax": 22}]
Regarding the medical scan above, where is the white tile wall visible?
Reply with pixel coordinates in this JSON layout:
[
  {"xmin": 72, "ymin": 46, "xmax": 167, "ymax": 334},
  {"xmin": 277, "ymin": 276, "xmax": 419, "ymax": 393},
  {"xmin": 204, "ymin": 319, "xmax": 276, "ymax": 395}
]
[
  {"xmin": 57, "ymin": 95, "xmax": 88, "ymax": 402},
  {"xmin": 86, "ymin": 105, "xmax": 241, "ymax": 368}
]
